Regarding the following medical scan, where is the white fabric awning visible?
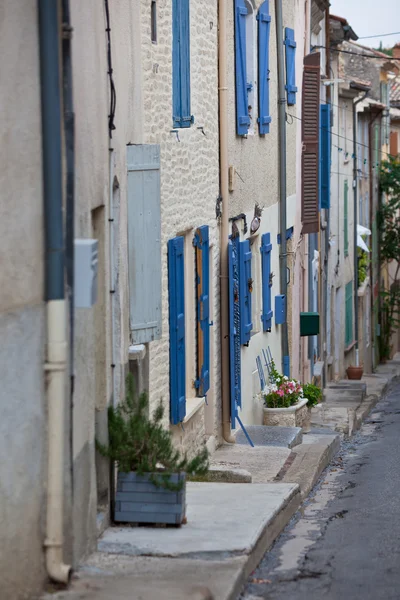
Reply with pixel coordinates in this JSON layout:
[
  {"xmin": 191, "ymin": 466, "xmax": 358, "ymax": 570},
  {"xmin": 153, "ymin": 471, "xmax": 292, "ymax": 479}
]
[{"xmin": 357, "ymin": 224, "xmax": 371, "ymax": 253}]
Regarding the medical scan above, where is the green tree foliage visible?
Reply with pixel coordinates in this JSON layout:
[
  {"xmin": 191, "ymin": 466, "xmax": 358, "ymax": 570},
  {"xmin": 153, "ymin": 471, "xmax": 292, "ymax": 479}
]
[
  {"xmin": 96, "ymin": 375, "xmax": 209, "ymax": 491},
  {"xmin": 378, "ymin": 158, "xmax": 400, "ymax": 360}
]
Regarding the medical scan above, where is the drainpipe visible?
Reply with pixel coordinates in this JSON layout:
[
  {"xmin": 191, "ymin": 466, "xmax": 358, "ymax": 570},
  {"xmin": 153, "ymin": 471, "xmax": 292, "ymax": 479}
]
[
  {"xmin": 38, "ymin": 0, "xmax": 71, "ymax": 583},
  {"xmin": 218, "ymin": 0, "xmax": 235, "ymax": 443},
  {"xmin": 275, "ymin": 0, "xmax": 290, "ymax": 376},
  {"xmin": 353, "ymin": 91, "xmax": 369, "ymax": 367},
  {"xmin": 61, "ymin": 0, "xmax": 75, "ymax": 496}
]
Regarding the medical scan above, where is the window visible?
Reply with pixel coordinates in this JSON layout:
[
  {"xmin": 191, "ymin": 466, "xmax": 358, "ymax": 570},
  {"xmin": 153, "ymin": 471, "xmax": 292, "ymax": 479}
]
[
  {"xmin": 260, "ymin": 232, "xmax": 273, "ymax": 331},
  {"xmin": 250, "ymin": 235, "xmax": 261, "ymax": 334},
  {"xmin": 345, "ymin": 281, "xmax": 353, "ymax": 347},
  {"xmin": 320, "ymin": 104, "xmax": 331, "ymax": 210},
  {"xmin": 194, "ymin": 226, "xmax": 211, "ymax": 397},
  {"xmin": 239, "ymin": 239, "xmax": 253, "ymax": 344},
  {"xmin": 151, "ymin": 1, "xmax": 157, "ymax": 43},
  {"xmin": 127, "ymin": 144, "xmax": 162, "ymax": 344},
  {"xmin": 301, "ymin": 52, "xmax": 320, "ymax": 234},
  {"xmin": 284, "ymin": 27, "xmax": 297, "ymax": 105},
  {"xmin": 234, "ymin": 0, "xmax": 256, "ymax": 135},
  {"xmin": 257, "ymin": 1, "xmax": 271, "ymax": 134},
  {"xmin": 344, "ymin": 179, "xmax": 349, "ymax": 256},
  {"xmin": 172, "ymin": 0, "xmax": 193, "ymax": 128}
]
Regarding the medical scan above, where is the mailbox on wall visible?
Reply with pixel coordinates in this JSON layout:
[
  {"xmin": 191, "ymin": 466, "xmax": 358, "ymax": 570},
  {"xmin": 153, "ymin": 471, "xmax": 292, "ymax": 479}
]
[
  {"xmin": 300, "ymin": 312, "xmax": 320, "ymax": 336},
  {"xmin": 275, "ymin": 295, "xmax": 286, "ymax": 325}
]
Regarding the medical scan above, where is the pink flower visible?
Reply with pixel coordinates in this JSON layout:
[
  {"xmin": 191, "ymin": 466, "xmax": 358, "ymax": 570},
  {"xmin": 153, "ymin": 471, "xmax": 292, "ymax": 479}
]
[{"xmin": 277, "ymin": 389, "xmax": 284, "ymax": 397}]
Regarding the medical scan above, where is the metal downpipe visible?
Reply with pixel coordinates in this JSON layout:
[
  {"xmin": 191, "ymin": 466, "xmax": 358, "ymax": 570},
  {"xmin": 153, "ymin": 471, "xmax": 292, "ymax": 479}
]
[
  {"xmin": 275, "ymin": 0, "xmax": 290, "ymax": 376},
  {"xmin": 218, "ymin": 0, "xmax": 235, "ymax": 443},
  {"xmin": 38, "ymin": 0, "xmax": 71, "ymax": 583}
]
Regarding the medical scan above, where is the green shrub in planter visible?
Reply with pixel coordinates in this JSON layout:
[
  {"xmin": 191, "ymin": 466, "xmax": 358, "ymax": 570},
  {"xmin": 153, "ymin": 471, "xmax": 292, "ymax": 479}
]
[
  {"xmin": 97, "ymin": 375, "xmax": 209, "ymax": 524},
  {"xmin": 302, "ymin": 382, "xmax": 322, "ymax": 407}
]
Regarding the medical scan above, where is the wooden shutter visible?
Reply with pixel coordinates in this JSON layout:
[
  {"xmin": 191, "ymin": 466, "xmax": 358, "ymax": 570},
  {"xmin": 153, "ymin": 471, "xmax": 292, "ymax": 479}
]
[
  {"xmin": 320, "ymin": 104, "xmax": 331, "ymax": 209},
  {"xmin": 127, "ymin": 144, "xmax": 162, "ymax": 343},
  {"xmin": 239, "ymin": 239, "xmax": 253, "ymax": 344},
  {"xmin": 344, "ymin": 179, "xmax": 349, "ymax": 256},
  {"xmin": 301, "ymin": 52, "xmax": 321, "ymax": 234},
  {"xmin": 172, "ymin": 0, "xmax": 192, "ymax": 128},
  {"xmin": 194, "ymin": 226, "xmax": 210, "ymax": 397},
  {"xmin": 345, "ymin": 281, "xmax": 353, "ymax": 347},
  {"xmin": 260, "ymin": 233, "xmax": 273, "ymax": 331},
  {"xmin": 168, "ymin": 236, "xmax": 186, "ymax": 424},
  {"xmin": 284, "ymin": 28, "xmax": 297, "ymax": 105},
  {"xmin": 390, "ymin": 131, "xmax": 398, "ymax": 159},
  {"xmin": 257, "ymin": 1, "xmax": 271, "ymax": 134},
  {"xmin": 228, "ymin": 239, "xmax": 241, "ymax": 426},
  {"xmin": 235, "ymin": 0, "xmax": 250, "ymax": 135}
]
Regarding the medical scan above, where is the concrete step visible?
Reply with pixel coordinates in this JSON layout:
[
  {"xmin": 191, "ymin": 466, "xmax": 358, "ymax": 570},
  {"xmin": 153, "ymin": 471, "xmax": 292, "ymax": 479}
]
[
  {"xmin": 326, "ymin": 380, "xmax": 366, "ymax": 399},
  {"xmin": 235, "ymin": 425, "xmax": 303, "ymax": 449}
]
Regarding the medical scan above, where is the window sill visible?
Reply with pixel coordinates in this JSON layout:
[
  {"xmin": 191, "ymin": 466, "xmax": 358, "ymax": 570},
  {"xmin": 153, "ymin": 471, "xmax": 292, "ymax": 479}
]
[
  {"xmin": 183, "ymin": 397, "xmax": 206, "ymax": 423},
  {"xmin": 344, "ymin": 340, "xmax": 356, "ymax": 354}
]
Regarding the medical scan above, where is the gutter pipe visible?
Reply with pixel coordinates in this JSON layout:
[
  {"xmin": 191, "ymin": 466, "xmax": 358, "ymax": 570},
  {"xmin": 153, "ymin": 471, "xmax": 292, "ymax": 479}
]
[
  {"xmin": 353, "ymin": 91, "xmax": 369, "ymax": 366},
  {"xmin": 275, "ymin": 0, "xmax": 290, "ymax": 376},
  {"xmin": 38, "ymin": 0, "xmax": 71, "ymax": 583},
  {"xmin": 218, "ymin": 0, "xmax": 235, "ymax": 442}
]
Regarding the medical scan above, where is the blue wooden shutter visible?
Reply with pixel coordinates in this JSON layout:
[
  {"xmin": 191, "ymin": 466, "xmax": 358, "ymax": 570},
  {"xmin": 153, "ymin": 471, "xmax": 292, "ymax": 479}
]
[
  {"xmin": 168, "ymin": 236, "xmax": 186, "ymax": 424},
  {"xmin": 239, "ymin": 239, "xmax": 252, "ymax": 344},
  {"xmin": 235, "ymin": 0, "xmax": 250, "ymax": 135},
  {"xmin": 194, "ymin": 226, "xmax": 210, "ymax": 397},
  {"xmin": 172, "ymin": 0, "xmax": 192, "ymax": 128},
  {"xmin": 127, "ymin": 145, "xmax": 162, "ymax": 343},
  {"xmin": 257, "ymin": 1, "xmax": 271, "ymax": 134},
  {"xmin": 345, "ymin": 281, "xmax": 353, "ymax": 347},
  {"xmin": 284, "ymin": 27, "xmax": 297, "ymax": 105},
  {"xmin": 320, "ymin": 104, "xmax": 331, "ymax": 209},
  {"xmin": 261, "ymin": 233, "xmax": 273, "ymax": 331},
  {"xmin": 229, "ymin": 239, "xmax": 241, "ymax": 427}
]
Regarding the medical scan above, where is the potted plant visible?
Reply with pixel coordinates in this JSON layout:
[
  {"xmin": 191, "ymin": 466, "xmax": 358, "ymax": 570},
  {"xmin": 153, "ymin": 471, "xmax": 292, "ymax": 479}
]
[
  {"xmin": 97, "ymin": 375, "xmax": 209, "ymax": 526},
  {"xmin": 302, "ymin": 382, "xmax": 322, "ymax": 409},
  {"xmin": 346, "ymin": 365, "xmax": 364, "ymax": 380},
  {"xmin": 262, "ymin": 361, "xmax": 308, "ymax": 428}
]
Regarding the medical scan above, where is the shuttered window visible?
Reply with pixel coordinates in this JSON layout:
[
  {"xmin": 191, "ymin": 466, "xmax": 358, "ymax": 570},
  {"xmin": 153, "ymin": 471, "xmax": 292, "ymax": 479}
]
[
  {"xmin": 239, "ymin": 239, "xmax": 253, "ymax": 344},
  {"xmin": 344, "ymin": 179, "xmax": 349, "ymax": 257},
  {"xmin": 168, "ymin": 236, "xmax": 186, "ymax": 424},
  {"xmin": 390, "ymin": 131, "xmax": 399, "ymax": 159},
  {"xmin": 301, "ymin": 52, "xmax": 321, "ymax": 234},
  {"xmin": 345, "ymin": 281, "xmax": 353, "ymax": 347},
  {"xmin": 320, "ymin": 104, "xmax": 331, "ymax": 210},
  {"xmin": 260, "ymin": 233, "xmax": 273, "ymax": 331},
  {"xmin": 257, "ymin": 1, "xmax": 271, "ymax": 134},
  {"xmin": 284, "ymin": 27, "xmax": 297, "ymax": 105},
  {"xmin": 127, "ymin": 144, "xmax": 162, "ymax": 343},
  {"xmin": 172, "ymin": 0, "xmax": 192, "ymax": 128},
  {"xmin": 234, "ymin": 0, "xmax": 251, "ymax": 135},
  {"xmin": 194, "ymin": 226, "xmax": 210, "ymax": 397},
  {"xmin": 228, "ymin": 239, "xmax": 242, "ymax": 425}
]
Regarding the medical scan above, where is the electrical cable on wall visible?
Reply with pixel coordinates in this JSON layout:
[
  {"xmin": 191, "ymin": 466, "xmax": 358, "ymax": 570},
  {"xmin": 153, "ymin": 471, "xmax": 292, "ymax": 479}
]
[{"xmin": 104, "ymin": 0, "xmax": 116, "ymax": 138}]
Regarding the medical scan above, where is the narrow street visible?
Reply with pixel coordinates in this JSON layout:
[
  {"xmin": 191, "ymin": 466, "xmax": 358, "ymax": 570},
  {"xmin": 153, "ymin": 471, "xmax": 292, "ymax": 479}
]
[{"xmin": 242, "ymin": 379, "xmax": 400, "ymax": 600}]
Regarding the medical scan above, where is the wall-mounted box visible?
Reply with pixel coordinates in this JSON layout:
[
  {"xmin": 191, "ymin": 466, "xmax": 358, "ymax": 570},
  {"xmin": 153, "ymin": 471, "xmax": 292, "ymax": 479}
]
[
  {"xmin": 300, "ymin": 312, "xmax": 319, "ymax": 336},
  {"xmin": 74, "ymin": 239, "xmax": 98, "ymax": 308},
  {"xmin": 275, "ymin": 295, "xmax": 286, "ymax": 325}
]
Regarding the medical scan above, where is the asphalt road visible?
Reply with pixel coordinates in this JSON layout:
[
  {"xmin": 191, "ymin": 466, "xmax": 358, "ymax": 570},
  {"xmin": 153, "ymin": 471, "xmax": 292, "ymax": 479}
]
[{"xmin": 242, "ymin": 379, "xmax": 400, "ymax": 600}]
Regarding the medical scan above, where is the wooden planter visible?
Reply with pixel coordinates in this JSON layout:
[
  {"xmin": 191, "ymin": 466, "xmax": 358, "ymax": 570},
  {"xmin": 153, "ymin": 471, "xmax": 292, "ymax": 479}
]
[
  {"xmin": 346, "ymin": 366, "xmax": 364, "ymax": 380},
  {"xmin": 115, "ymin": 472, "xmax": 186, "ymax": 525},
  {"xmin": 263, "ymin": 398, "xmax": 309, "ymax": 428}
]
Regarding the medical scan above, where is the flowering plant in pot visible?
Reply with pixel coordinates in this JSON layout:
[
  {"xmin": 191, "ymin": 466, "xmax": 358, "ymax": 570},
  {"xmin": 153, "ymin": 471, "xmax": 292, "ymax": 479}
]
[
  {"xmin": 96, "ymin": 374, "xmax": 209, "ymax": 525},
  {"xmin": 262, "ymin": 361, "xmax": 308, "ymax": 427}
]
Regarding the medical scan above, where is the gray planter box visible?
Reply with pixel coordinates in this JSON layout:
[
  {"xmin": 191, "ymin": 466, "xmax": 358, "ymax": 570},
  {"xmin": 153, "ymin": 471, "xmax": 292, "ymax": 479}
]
[{"xmin": 115, "ymin": 471, "xmax": 186, "ymax": 525}]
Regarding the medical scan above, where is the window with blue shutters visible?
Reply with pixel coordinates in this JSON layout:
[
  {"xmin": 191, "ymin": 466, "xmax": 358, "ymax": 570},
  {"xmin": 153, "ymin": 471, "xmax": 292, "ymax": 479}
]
[
  {"xmin": 257, "ymin": 1, "xmax": 271, "ymax": 134},
  {"xmin": 234, "ymin": 0, "xmax": 251, "ymax": 135},
  {"xmin": 229, "ymin": 238, "xmax": 242, "ymax": 426},
  {"xmin": 345, "ymin": 281, "xmax": 353, "ymax": 347},
  {"xmin": 284, "ymin": 27, "xmax": 297, "ymax": 105},
  {"xmin": 194, "ymin": 226, "xmax": 210, "ymax": 397},
  {"xmin": 261, "ymin": 233, "xmax": 273, "ymax": 331},
  {"xmin": 320, "ymin": 104, "xmax": 331, "ymax": 210},
  {"xmin": 239, "ymin": 239, "xmax": 253, "ymax": 344},
  {"xmin": 168, "ymin": 236, "xmax": 186, "ymax": 424},
  {"xmin": 172, "ymin": 0, "xmax": 193, "ymax": 128}
]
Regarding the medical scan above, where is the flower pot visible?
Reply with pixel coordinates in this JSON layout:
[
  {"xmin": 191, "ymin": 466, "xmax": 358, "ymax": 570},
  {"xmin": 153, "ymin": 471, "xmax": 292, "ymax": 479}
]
[
  {"xmin": 263, "ymin": 398, "xmax": 309, "ymax": 428},
  {"xmin": 115, "ymin": 471, "xmax": 186, "ymax": 525},
  {"xmin": 346, "ymin": 366, "xmax": 364, "ymax": 380}
]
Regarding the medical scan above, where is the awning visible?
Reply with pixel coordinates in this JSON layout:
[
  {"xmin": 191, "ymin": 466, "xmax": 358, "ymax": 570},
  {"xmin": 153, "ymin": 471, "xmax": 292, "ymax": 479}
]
[{"xmin": 357, "ymin": 224, "xmax": 371, "ymax": 253}]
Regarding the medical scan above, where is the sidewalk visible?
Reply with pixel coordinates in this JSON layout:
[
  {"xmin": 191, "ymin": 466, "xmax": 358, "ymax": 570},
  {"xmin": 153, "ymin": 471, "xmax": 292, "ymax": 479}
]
[{"xmin": 41, "ymin": 356, "xmax": 400, "ymax": 600}]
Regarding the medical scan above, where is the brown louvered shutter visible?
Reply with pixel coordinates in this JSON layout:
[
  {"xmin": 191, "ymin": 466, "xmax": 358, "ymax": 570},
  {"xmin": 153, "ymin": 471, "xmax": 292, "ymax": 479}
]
[
  {"xmin": 301, "ymin": 52, "xmax": 321, "ymax": 234},
  {"xmin": 390, "ymin": 131, "xmax": 398, "ymax": 159}
]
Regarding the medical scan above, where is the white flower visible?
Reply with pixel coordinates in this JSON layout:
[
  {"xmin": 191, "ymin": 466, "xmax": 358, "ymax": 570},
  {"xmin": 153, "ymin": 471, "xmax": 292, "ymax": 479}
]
[
  {"xmin": 283, "ymin": 375, "xmax": 288, "ymax": 380},
  {"xmin": 288, "ymin": 388, "xmax": 293, "ymax": 394}
]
